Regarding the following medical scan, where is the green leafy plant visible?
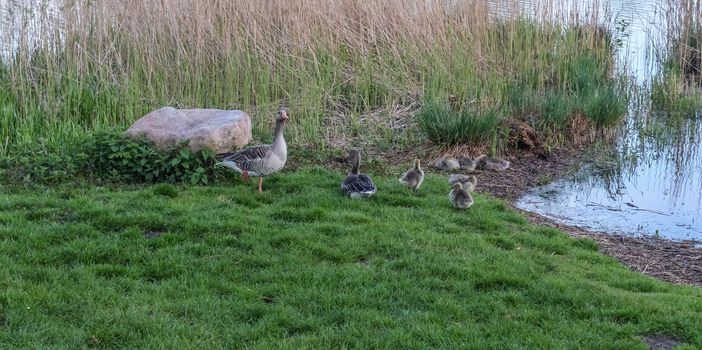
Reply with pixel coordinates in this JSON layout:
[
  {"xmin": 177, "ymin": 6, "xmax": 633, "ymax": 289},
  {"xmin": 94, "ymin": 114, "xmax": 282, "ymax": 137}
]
[
  {"xmin": 0, "ymin": 139, "xmax": 89, "ymax": 185},
  {"xmin": 84, "ymin": 132, "xmax": 216, "ymax": 185}
]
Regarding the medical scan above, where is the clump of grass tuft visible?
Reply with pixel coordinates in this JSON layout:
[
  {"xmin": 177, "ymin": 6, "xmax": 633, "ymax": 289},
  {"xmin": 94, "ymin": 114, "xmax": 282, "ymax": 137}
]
[
  {"xmin": 501, "ymin": 43, "xmax": 625, "ymax": 141},
  {"xmin": 564, "ymin": 53, "xmax": 610, "ymax": 92},
  {"xmin": 651, "ymin": 66, "xmax": 702, "ymax": 116},
  {"xmin": 581, "ymin": 87, "xmax": 628, "ymax": 127},
  {"xmin": 417, "ymin": 101, "xmax": 503, "ymax": 146},
  {"xmin": 543, "ymin": 92, "xmax": 577, "ymax": 129},
  {"xmin": 152, "ymin": 184, "xmax": 179, "ymax": 198}
]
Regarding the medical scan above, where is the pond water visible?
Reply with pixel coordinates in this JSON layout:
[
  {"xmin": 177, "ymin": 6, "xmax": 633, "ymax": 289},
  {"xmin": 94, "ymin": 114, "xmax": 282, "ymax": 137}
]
[
  {"xmin": 0, "ymin": 0, "xmax": 62, "ymax": 61},
  {"xmin": 510, "ymin": 1, "xmax": 702, "ymax": 241}
]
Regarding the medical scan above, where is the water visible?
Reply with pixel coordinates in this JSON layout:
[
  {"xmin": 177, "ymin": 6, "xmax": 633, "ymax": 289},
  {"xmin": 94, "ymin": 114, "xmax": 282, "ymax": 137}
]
[
  {"xmin": 511, "ymin": 1, "xmax": 702, "ymax": 241},
  {"xmin": 517, "ymin": 112, "xmax": 702, "ymax": 241},
  {"xmin": 0, "ymin": 0, "xmax": 61, "ymax": 61}
]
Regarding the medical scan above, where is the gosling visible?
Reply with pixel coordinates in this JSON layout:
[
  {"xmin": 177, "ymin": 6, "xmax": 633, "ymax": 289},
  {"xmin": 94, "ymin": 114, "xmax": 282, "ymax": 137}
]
[
  {"xmin": 448, "ymin": 174, "xmax": 477, "ymax": 191},
  {"xmin": 457, "ymin": 156, "xmax": 477, "ymax": 171},
  {"xmin": 449, "ymin": 182, "xmax": 474, "ymax": 209},
  {"xmin": 475, "ymin": 154, "xmax": 510, "ymax": 171},
  {"xmin": 399, "ymin": 159, "xmax": 425, "ymax": 190},
  {"xmin": 434, "ymin": 157, "xmax": 460, "ymax": 171}
]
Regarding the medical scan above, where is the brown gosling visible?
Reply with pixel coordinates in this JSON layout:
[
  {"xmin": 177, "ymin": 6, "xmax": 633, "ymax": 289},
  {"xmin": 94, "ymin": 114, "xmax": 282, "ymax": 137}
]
[
  {"xmin": 449, "ymin": 183, "xmax": 474, "ymax": 209},
  {"xmin": 434, "ymin": 157, "xmax": 460, "ymax": 171},
  {"xmin": 457, "ymin": 156, "xmax": 477, "ymax": 171},
  {"xmin": 399, "ymin": 159, "xmax": 425, "ymax": 190},
  {"xmin": 475, "ymin": 154, "xmax": 510, "ymax": 171},
  {"xmin": 448, "ymin": 174, "xmax": 477, "ymax": 191}
]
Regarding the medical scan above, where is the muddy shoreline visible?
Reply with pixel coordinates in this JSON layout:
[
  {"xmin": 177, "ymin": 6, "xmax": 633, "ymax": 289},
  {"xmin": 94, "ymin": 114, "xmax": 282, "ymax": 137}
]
[{"xmin": 473, "ymin": 147, "xmax": 702, "ymax": 288}]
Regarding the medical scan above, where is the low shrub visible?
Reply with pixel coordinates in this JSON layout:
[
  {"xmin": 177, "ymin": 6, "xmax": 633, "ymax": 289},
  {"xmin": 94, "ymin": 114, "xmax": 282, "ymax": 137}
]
[
  {"xmin": 84, "ymin": 132, "xmax": 216, "ymax": 185},
  {"xmin": 0, "ymin": 140, "xmax": 88, "ymax": 185},
  {"xmin": 0, "ymin": 132, "xmax": 217, "ymax": 186}
]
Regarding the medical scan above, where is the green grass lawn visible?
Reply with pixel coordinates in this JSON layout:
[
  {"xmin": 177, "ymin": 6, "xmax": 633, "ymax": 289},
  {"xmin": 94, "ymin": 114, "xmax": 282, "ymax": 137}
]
[{"xmin": 1, "ymin": 168, "xmax": 700, "ymax": 349}]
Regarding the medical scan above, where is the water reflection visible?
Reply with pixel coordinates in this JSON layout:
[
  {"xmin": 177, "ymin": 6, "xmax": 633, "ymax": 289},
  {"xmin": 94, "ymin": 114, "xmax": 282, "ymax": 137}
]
[
  {"xmin": 511, "ymin": 0, "xmax": 702, "ymax": 241},
  {"xmin": 518, "ymin": 113, "xmax": 702, "ymax": 240},
  {"xmin": 519, "ymin": 121, "xmax": 702, "ymax": 242}
]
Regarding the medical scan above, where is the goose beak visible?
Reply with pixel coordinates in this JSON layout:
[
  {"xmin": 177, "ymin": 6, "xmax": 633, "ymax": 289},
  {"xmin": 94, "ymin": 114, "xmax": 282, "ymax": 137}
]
[{"xmin": 281, "ymin": 110, "xmax": 289, "ymax": 121}]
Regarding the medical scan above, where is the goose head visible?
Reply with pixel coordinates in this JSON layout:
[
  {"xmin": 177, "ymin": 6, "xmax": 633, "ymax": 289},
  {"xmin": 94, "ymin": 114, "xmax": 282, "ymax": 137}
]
[
  {"xmin": 276, "ymin": 108, "xmax": 289, "ymax": 124},
  {"xmin": 347, "ymin": 149, "xmax": 361, "ymax": 175}
]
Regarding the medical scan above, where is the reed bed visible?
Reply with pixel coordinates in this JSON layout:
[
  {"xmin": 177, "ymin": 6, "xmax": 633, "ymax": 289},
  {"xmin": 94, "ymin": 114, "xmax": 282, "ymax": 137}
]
[
  {"xmin": 665, "ymin": 0, "xmax": 702, "ymax": 77},
  {"xmin": 651, "ymin": 0, "xmax": 702, "ymax": 115},
  {"xmin": 0, "ymin": 0, "xmax": 622, "ymax": 156}
]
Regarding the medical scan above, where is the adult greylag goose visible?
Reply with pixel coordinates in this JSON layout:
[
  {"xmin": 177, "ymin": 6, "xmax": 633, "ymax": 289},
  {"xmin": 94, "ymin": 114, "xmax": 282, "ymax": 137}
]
[
  {"xmin": 434, "ymin": 157, "xmax": 460, "ymax": 171},
  {"xmin": 216, "ymin": 108, "xmax": 289, "ymax": 192},
  {"xmin": 449, "ymin": 182, "xmax": 474, "ymax": 209},
  {"xmin": 448, "ymin": 174, "xmax": 477, "ymax": 191},
  {"xmin": 341, "ymin": 149, "xmax": 377, "ymax": 198},
  {"xmin": 475, "ymin": 154, "xmax": 510, "ymax": 171},
  {"xmin": 399, "ymin": 159, "xmax": 424, "ymax": 190}
]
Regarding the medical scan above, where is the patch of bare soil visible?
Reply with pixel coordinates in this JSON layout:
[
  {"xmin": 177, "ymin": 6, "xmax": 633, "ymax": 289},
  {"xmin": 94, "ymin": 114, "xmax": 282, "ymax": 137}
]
[
  {"xmin": 471, "ymin": 148, "xmax": 577, "ymax": 200},
  {"xmin": 642, "ymin": 335, "xmax": 684, "ymax": 350}
]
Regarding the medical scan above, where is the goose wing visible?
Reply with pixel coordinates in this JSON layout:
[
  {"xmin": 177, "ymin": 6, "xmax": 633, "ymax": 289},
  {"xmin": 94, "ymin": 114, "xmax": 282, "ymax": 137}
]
[
  {"xmin": 217, "ymin": 144, "xmax": 272, "ymax": 172},
  {"xmin": 342, "ymin": 174, "xmax": 377, "ymax": 197}
]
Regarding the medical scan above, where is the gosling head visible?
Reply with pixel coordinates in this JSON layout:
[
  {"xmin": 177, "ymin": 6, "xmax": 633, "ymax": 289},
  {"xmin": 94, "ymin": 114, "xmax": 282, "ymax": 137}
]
[{"xmin": 414, "ymin": 158, "xmax": 421, "ymax": 169}]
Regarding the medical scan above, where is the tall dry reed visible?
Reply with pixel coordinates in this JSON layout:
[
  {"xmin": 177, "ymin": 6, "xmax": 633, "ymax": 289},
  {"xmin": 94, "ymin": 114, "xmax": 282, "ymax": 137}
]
[{"xmin": 0, "ymin": 0, "xmax": 616, "ymax": 154}]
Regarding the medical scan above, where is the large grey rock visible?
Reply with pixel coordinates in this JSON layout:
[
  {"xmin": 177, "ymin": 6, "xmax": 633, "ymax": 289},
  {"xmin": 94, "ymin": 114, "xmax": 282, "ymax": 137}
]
[{"xmin": 125, "ymin": 107, "xmax": 252, "ymax": 153}]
